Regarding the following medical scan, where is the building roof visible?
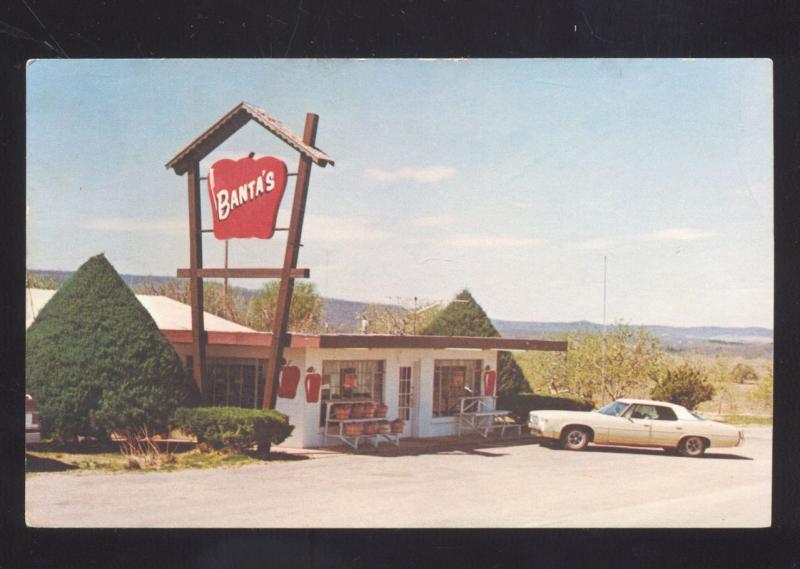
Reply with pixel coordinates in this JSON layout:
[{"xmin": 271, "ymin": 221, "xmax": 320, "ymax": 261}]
[
  {"xmin": 165, "ymin": 102, "xmax": 335, "ymax": 175},
  {"xmin": 26, "ymin": 288, "xmax": 255, "ymax": 334},
  {"xmin": 162, "ymin": 329, "xmax": 568, "ymax": 352}
]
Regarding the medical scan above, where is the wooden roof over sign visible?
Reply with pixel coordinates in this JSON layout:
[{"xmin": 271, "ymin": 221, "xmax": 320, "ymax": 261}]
[{"xmin": 165, "ymin": 102, "xmax": 335, "ymax": 175}]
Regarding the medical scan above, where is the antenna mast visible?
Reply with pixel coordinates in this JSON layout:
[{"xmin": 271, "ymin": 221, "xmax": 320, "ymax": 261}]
[{"xmin": 601, "ymin": 255, "xmax": 607, "ymax": 406}]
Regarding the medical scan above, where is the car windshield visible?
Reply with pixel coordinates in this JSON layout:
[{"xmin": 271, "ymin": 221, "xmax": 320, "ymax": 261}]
[
  {"xmin": 596, "ymin": 401, "xmax": 629, "ymax": 417},
  {"xmin": 689, "ymin": 411, "xmax": 706, "ymax": 421}
]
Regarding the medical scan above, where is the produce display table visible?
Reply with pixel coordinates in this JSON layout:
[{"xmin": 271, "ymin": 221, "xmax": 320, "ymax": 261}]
[
  {"xmin": 456, "ymin": 396, "xmax": 523, "ymax": 438},
  {"xmin": 322, "ymin": 400, "xmax": 402, "ymax": 450}
]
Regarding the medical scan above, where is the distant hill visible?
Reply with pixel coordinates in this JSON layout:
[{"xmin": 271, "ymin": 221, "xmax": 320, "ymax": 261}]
[
  {"xmin": 491, "ymin": 318, "xmax": 773, "ymax": 344},
  {"xmin": 28, "ymin": 269, "xmax": 772, "ymax": 355}
]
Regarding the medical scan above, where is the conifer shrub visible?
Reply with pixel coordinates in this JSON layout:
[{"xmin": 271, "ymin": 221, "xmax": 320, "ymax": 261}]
[
  {"xmin": 172, "ymin": 407, "xmax": 294, "ymax": 456},
  {"xmin": 26, "ymin": 254, "xmax": 199, "ymax": 442},
  {"xmin": 420, "ymin": 289, "xmax": 530, "ymax": 396}
]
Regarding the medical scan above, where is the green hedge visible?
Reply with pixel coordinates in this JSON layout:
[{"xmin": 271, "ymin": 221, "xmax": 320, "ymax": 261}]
[
  {"xmin": 497, "ymin": 393, "xmax": 595, "ymax": 423},
  {"xmin": 172, "ymin": 407, "xmax": 294, "ymax": 456}
]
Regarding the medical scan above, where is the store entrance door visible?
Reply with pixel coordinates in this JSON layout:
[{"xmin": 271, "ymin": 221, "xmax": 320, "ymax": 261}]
[{"xmin": 398, "ymin": 364, "xmax": 419, "ymax": 437}]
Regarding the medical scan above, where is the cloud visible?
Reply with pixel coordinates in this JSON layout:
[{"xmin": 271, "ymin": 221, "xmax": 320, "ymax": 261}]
[
  {"xmin": 80, "ymin": 216, "xmax": 186, "ymax": 235},
  {"xmin": 442, "ymin": 233, "xmax": 544, "ymax": 249},
  {"xmin": 573, "ymin": 228, "xmax": 718, "ymax": 250},
  {"xmin": 641, "ymin": 227, "xmax": 718, "ymax": 242},
  {"xmin": 413, "ymin": 214, "xmax": 455, "ymax": 227},
  {"xmin": 276, "ymin": 209, "xmax": 395, "ymax": 242},
  {"xmin": 364, "ymin": 165, "xmax": 458, "ymax": 183},
  {"xmin": 575, "ymin": 237, "xmax": 616, "ymax": 250}
]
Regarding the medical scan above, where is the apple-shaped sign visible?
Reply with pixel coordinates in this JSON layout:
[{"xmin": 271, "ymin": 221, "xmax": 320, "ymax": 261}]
[
  {"xmin": 278, "ymin": 364, "xmax": 301, "ymax": 399},
  {"xmin": 207, "ymin": 155, "xmax": 288, "ymax": 239},
  {"xmin": 483, "ymin": 369, "xmax": 497, "ymax": 397}
]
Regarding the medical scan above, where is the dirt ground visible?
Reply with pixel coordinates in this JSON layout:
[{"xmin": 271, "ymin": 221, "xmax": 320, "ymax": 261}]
[{"xmin": 25, "ymin": 426, "xmax": 771, "ymax": 528}]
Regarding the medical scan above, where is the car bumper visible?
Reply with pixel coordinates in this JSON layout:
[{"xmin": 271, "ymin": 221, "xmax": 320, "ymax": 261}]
[{"xmin": 528, "ymin": 423, "xmax": 559, "ymax": 439}]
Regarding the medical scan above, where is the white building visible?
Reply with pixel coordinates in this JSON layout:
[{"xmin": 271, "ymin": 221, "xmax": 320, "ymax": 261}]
[{"xmin": 27, "ymin": 288, "xmax": 566, "ymax": 449}]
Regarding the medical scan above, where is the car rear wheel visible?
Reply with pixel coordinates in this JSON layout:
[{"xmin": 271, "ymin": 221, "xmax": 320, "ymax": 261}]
[
  {"xmin": 561, "ymin": 427, "xmax": 590, "ymax": 451},
  {"xmin": 678, "ymin": 436, "xmax": 706, "ymax": 457}
]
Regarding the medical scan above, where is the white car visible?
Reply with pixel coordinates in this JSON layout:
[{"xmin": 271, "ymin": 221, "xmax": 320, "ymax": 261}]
[{"xmin": 529, "ymin": 398, "xmax": 743, "ymax": 457}]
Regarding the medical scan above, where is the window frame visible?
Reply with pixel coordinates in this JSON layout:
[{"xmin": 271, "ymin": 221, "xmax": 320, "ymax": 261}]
[{"xmin": 432, "ymin": 359, "xmax": 482, "ymax": 418}]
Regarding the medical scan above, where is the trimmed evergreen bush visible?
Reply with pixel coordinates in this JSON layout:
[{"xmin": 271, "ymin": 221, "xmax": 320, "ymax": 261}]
[
  {"xmin": 26, "ymin": 254, "xmax": 198, "ymax": 441},
  {"xmin": 497, "ymin": 393, "xmax": 595, "ymax": 423},
  {"xmin": 420, "ymin": 289, "xmax": 529, "ymax": 396},
  {"xmin": 172, "ymin": 407, "xmax": 294, "ymax": 456}
]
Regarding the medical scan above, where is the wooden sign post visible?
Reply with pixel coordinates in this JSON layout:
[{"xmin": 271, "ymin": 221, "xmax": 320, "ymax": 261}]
[{"xmin": 166, "ymin": 102, "xmax": 334, "ymax": 409}]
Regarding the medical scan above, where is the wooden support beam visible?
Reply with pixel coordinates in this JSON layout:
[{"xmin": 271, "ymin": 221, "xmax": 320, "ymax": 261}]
[
  {"xmin": 177, "ymin": 268, "xmax": 310, "ymax": 279},
  {"xmin": 187, "ymin": 162, "xmax": 206, "ymax": 392},
  {"xmin": 263, "ymin": 113, "xmax": 319, "ymax": 409}
]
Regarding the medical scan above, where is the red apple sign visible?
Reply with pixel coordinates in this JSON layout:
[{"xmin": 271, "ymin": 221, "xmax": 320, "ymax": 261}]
[{"xmin": 207, "ymin": 155, "xmax": 288, "ymax": 239}]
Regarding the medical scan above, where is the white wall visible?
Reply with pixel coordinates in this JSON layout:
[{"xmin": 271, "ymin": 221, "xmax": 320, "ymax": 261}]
[
  {"xmin": 173, "ymin": 341, "xmax": 502, "ymax": 449},
  {"xmin": 273, "ymin": 347, "xmax": 309, "ymax": 449},
  {"xmin": 295, "ymin": 347, "xmax": 498, "ymax": 448}
]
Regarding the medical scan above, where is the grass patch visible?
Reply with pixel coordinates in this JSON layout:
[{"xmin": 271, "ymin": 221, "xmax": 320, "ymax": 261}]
[
  {"xmin": 25, "ymin": 448, "xmax": 284, "ymax": 474},
  {"xmin": 720, "ymin": 415, "xmax": 773, "ymax": 425}
]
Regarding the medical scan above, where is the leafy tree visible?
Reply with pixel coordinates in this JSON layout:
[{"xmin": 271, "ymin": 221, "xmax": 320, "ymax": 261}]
[
  {"xmin": 731, "ymin": 362, "xmax": 759, "ymax": 384},
  {"xmin": 420, "ymin": 289, "xmax": 529, "ymax": 396},
  {"xmin": 752, "ymin": 363, "xmax": 773, "ymax": 410},
  {"xmin": 518, "ymin": 323, "xmax": 665, "ymax": 403},
  {"xmin": 599, "ymin": 324, "xmax": 665, "ymax": 401},
  {"xmin": 134, "ymin": 279, "xmax": 249, "ymax": 325},
  {"xmin": 247, "ymin": 281, "xmax": 323, "ymax": 334},
  {"xmin": 26, "ymin": 271, "xmax": 59, "ymax": 289},
  {"xmin": 26, "ymin": 254, "xmax": 198, "ymax": 442},
  {"xmin": 362, "ymin": 299, "xmax": 443, "ymax": 335},
  {"xmin": 651, "ymin": 363, "xmax": 715, "ymax": 410}
]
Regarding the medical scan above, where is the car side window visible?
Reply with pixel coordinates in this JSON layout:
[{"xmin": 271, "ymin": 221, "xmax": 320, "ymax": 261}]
[
  {"xmin": 653, "ymin": 406, "xmax": 678, "ymax": 421},
  {"xmin": 630, "ymin": 405, "xmax": 656, "ymax": 419}
]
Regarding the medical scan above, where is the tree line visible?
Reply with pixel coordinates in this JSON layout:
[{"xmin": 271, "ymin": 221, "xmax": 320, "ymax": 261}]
[
  {"xmin": 516, "ymin": 324, "xmax": 773, "ymax": 413},
  {"xmin": 29, "ymin": 270, "xmax": 771, "ymax": 412}
]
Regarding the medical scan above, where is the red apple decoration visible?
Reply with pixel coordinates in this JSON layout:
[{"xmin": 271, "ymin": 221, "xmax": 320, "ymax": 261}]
[
  {"xmin": 277, "ymin": 364, "xmax": 301, "ymax": 399},
  {"xmin": 483, "ymin": 369, "xmax": 497, "ymax": 397},
  {"xmin": 305, "ymin": 371, "xmax": 322, "ymax": 403}
]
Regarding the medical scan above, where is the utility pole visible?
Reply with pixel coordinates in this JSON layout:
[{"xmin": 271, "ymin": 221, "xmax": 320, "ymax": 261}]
[
  {"xmin": 413, "ymin": 296, "xmax": 418, "ymax": 334},
  {"xmin": 223, "ymin": 240, "xmax": 229, "ymax": 299}
]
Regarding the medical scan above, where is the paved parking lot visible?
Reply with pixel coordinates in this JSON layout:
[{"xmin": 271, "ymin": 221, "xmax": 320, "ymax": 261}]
[{"xmin": 26, "ymin": 426, "xmax": 771, "ymax": 528}]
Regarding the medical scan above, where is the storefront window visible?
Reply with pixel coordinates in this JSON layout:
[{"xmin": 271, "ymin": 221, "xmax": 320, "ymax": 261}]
[
  {"xmin": 190, "ymin": 357, "xmax": 266, "ymax": 408},
  {"xmin": 319, "ymin": 360, "xmax": 385, "ymax": 426},
  {"xmin": 433, "ymin": 359, "xmax": 482, "ymax": 417}
]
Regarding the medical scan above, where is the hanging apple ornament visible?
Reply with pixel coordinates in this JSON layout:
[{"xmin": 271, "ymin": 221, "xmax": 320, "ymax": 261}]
[
  {"xmin": 305, "ymin": 366, "xmax": 322, "ymax": 403},
  {"xmin": 277, "ymin": 360, "xmax": 301, "ymax": 399},
  {"xmin": 483, "ymin": 365, "xmax": 497, "ymax": 397}
]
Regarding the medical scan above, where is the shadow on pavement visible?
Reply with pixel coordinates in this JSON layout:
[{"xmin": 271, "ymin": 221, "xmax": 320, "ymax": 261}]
[
  {"xmin": 540, "ymin": 442, "xmax": 753, "ymax": 460},
  {"xmin": 331, "ymin": 435, "xmax": 540, "ymax": 458},
  {"xmin": 242, "ymin": 450, "xmax": 311, "ymax": 462}
]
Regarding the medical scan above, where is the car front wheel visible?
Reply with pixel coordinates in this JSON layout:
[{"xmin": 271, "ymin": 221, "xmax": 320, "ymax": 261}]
[
  {"xmin": 561, "ymin": 427, "xmax": 590, "ymax": 451},
  {"xmin": 678, "ymin": 436, "xmax": 706, "ymax": 457}
]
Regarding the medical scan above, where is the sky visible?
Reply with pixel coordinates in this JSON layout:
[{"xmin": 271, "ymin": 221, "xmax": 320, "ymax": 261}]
[{"xmin": 26, "ymin": 59, "xmax": 773, "ymax": 328}]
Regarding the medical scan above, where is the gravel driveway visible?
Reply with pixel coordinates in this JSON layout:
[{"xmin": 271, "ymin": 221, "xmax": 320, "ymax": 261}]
[{"xmin": 26, "ymin": 426, "xmax": 771, "ymax": 528}]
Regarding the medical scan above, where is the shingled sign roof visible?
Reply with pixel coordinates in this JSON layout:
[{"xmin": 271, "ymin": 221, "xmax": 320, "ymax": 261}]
[{"xmin": 165, "ymin": 102, "xmax": 335, "ymax": 175}]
